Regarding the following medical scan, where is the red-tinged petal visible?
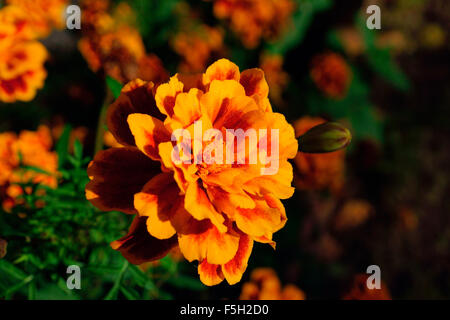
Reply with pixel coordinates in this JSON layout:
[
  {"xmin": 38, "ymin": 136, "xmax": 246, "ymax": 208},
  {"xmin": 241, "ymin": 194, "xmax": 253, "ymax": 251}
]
[
  {"xmin": 243, "ymin": 161, "xmax": 295, "ymax": 199},
  {"xmin": 178, "ymin": 220, "xmax": 239, "ymax": 264},
  {"xmin": 200, "ymin": 79, "xmax": 246, "ymax": 125},
  {"xmin": 127, "ymin": 113, "xmax": 171, "ymax": 160},
  {"xmin": 240, "ymin": 68, "xmax": 269, "ymax": 98},
  {"xmin": 107, "ymin": 79, "xmax": 164, "ymax": 146},
  {"xmin": 203, "ymin": 59, "xmax": 240, "ymax": 86},
  {"xmin": 198, "ymin": 259, "xmax": 224, "ymax": 286},
  {"xmin": 155, "ymin": 75, "xmax": 184, "ymax": 118},
  {"xmin": 235, "ymin": 196, "xmax": 284, "ymax": 237},
  {"xmin": 134, "ymin": 173, "xmax": 190, "ymax": 239},
  {"xmin": 206, "ymin": 185, "xmax": 255, "ymax": 218},
  {"xmin": 185, "ymin": 179, "xmax": 227, "ymax": 233},
  {"xmin": 86, "ymin": 147, "xmax": 160, "ymax": 214},
  {"xmin": 222, "ymin": 235, "xmax": 254, "ymax": 285},
  {"xmin": 177, "ymin": 72, "xmax": 205, "ymax": 92},
  {"xmin": 111, "ymin": 216, "xmax": 178, "ymax": 265},
  {"xmin": 171, "ymin": 88, "xmax": 203, "ymax": 127}
]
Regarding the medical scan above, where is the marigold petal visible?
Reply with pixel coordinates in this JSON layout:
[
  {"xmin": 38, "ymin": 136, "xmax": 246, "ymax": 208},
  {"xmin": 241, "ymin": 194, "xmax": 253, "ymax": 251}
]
[
  {"xmin": 206, "ymin": 185, "xmax": 255, "ymax": 218},
  {"xmin": 198, "ymin": 259, "xmax": 224, "ymax": 286},
  {"xmin": 222, "ymin": 235, "xmax": 254, "ymax": 285},
  {"xmin": 240, "ymin": 68, "xmax": 269, "ymax": 98},
  {"xmin": 127, "ymin": 113, "xmax": 171, "ymax": 160},
  {"xmin": 200, "ymin": 79, "xmax": 246, "ymax": 125},
  {"xmin": 155, "ymin": 75, "xmax": 184, "ymax": 118},
  {"xmin": 86, "ymin": 147, "xmax": 160, "ymax": 214},
  {"xmin": 171, "ymin": 88, "xmax": 203, "ymax": 127},
  {"xmin": 111, "ymin": 216, "xmax": 178, "ymax": 264},
  {"xmin": 134, "ymin": 173, "xmax": 184, "ymax": 239},
  {"xmin": 107, "ymin": 79, "xmax": 164, "ymax": 146},
  {"xmin": 203, "ymin": 58, "xmax": 240, "ymax": 85},
  {"xmin": 178, "ymin": 221, "xmax": 239, "ymax": 264},
  {"xmin": 235, "ymin": 195, "xmax": 285, "ymax": 237},
  {"xmin": 243, "ymin": 161, "xmax": 295, "ymax": 199},
  {"xmin": 185, "ymin": 179, "xmax": 227, "ymax": 233}
]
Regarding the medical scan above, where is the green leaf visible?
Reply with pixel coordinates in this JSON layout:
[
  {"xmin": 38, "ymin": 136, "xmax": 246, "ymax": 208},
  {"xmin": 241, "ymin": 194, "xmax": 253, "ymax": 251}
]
[
  {"xmin": 2, "ymin": 275, "xmax": 34, "ymax": 299},
  {"xmin": 106, "ymin": 76, "xmax": 123, "ymax": 99},
  {"xmin": 104, "ymin": 261, "xmax": 128, "ymax": 300},
  {"xmin": 120, "ymin": 286, "xmax": 138, "ymax": 300},
  {"xmin": 0, "ymin": 260, "xmax": 28, "ymax": 281},
  {"xmin": 357, "ymin": 14, "xmax": 410, "ymax": 91},
  {"xmin": 73, "ymin": 139, "xmax": 83, "ymax": 161},
  {"xmin": 55, "ymin": 125, "xmax": 72, "ymax": 168}
]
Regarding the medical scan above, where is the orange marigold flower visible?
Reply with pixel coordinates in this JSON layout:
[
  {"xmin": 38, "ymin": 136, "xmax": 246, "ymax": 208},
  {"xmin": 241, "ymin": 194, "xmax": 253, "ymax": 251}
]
[
  {"xmin": 79, "ymin": 1, "xmax": 168, "ymax": 85},
  {"xmin": 0, "ymin": 41, "xmax": 47, "ymax": 103},
  {"xmin": 212, "ymin": 0, "xmax": 295, "ymax": 48},
  {"xmin": 343, "ymin": 274, "xmax": 391, "ymax": 300},
  {"xmin": 260, "ymin": 53, "xmax": 289, "ymax": 107},
  {"xmin": 310, "ymin": 52, "xmax": 351, "ymax": 99},
  {"xmin": 0, "ymin": 5, "xmax": 48, "ymax": 103},
  {"xmin": 0, "ymin": 126, "xmax": 58, "ymax": 210},
  {"xmin": 240, "ymin": 268, "xmax": 305, "ymax": 300},
  {"xmin": 293, "ymin": 117, "xmax": 345, "ymax": 193},
  {"xmin": 7, "ymin": 0, "xmax": 68, "ymax": 38},
  {"xmin": 86, "ymin": 59, "xmax": 298, "ymax": 286},
  {"xmin": 172, "ymin": 25, "xmax": 225, "ymax": 73},
  {"xmin": 0, "ymin": 5, "xmax": 37, "ymax": 49}
]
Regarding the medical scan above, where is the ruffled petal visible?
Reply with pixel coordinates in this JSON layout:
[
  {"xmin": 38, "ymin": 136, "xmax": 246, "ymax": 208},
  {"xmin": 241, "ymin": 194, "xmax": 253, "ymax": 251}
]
[
  {"xmin": 222, "ymin": 235, "xmax": 253, "ymax": 285},
  {"xmin": 200, "ymin": 79, "xmax": 246, "ymax": 125},
  {"xmin": 134, "ymin": 173, "xmax": 190, "ymax": 239},
  {"xmin": 86, "ymin": 147, "xmax": 160, "ymax": 214},
  {"xmin": 240, "ymin": 68, "xmax": 269, "ymax": 98},
  {"xmin": 178, "ymin": 220, "xmax": 240, "ymax": 265},
  {"xmin": 107, "ymin": 79, "xmax": 164, "ymax": 146},
  {"xmin": 205, "ymin": 184, "xmax": 255, "ymax": 218},
  {"xmin": 203, "ymin": 58, "xmax": 240, "ymax": 85},
  {"xmin": 154, "ymin": 75, "xmax": 184, "ymax": 118},
  {"xmin": 198, "ymin": 259, "xmax": 225, "ymax": 286},
  {"xmin": 111, "ymin": 216, "xmax": 178, "ymax": 264},
  {"xmin": 171, "ymin": 88, "xmax": 203, "ymax": 128},
  {"xmin": 127, "ymin": 113, "xmax": 171, "ymax": 160},
  {"xmin": 235, "ymin": 195, "xmax": 285, "ymax": 238},
  {"xmin": 185, "ymin": 179, "xmax": 227, "ymax": 233},
  {"xmin": 243, "ymin": 161, "xmax": 295, "ymax": 199}
]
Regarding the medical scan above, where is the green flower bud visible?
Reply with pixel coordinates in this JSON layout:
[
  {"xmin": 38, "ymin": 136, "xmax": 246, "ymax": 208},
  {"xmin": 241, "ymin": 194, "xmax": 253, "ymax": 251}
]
[{"xmin": 298, "ymin": 122, "xmax": 352, "ymax": 153}]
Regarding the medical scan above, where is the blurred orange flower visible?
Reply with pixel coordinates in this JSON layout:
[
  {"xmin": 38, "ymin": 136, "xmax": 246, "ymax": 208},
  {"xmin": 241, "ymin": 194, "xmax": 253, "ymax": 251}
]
[
  {"xmin": 343, "ymin": 274, "xmax": 391, "ymax": 300},
  {"xmin": 79, "ymin": 1, "xmax": 168, "ymax": 84},
  {"xmin": 86, "ymin": 59, "xmax": 298, "ymax": 286},
  {"xmin": 0, "ymin": 5, "xmax": 48, "ymax": 103},
  {"xmin": 310, "ymin": 52, "xmax": 351, "ymax": 99},
  {"xmin": 260, "ymin": 53, "xmax": 289, "ymax": 107},
  {"xmin": 172, "ymin": 25, "xmax": 225, "ymax": 73},
  {"xmin": 293, "ymin": 117, "xmax": 345, "ymax": 193},
  {"xmin": 0, "ymin": 126, "xmax": 58, "ymax": 210},
  {"xmin": 212, "ymin": 0, "xmax": 295, "ymax": 48},
  {"xmin": 7, "ymin": 0, "xmax": 67, "ymax": 38},
  {"xmin": 240, "ymin": 268, "xmax": 305, "ymax": 300}
]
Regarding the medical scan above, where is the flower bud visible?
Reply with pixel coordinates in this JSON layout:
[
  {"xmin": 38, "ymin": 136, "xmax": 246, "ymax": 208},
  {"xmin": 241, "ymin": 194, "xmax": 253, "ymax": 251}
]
[{"xmin": 298, "ymin": 122, "xmax": 351, "ymax": 153}]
